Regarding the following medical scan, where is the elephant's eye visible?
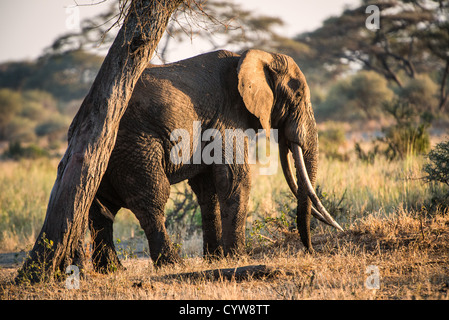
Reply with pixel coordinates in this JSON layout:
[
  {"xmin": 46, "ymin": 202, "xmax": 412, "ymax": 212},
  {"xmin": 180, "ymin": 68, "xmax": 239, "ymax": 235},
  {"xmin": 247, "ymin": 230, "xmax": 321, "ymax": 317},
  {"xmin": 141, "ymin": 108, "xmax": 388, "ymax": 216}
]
[{"xmin": 287, "ymin": 78, "xmax": 301, "ymax": 92}]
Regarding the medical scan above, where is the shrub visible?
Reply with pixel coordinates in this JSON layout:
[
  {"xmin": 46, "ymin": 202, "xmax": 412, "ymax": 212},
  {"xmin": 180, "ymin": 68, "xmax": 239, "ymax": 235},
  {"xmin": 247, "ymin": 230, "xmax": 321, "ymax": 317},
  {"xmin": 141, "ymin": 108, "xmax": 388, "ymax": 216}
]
[
  {"xmin": 317, "ymin": 71, "xmax": 394, "ymax": 120},
  {"xmin": 318, "ymin": 122, "xmax": 348, "ymax": 160},
  {"xmin": 354, "ymin": 142, "xmax": 380, "ymax": 164},
  {"xmin": 165, "ymin": 183, "xmax": 201, "ymax": 237},
  {"xmin": 383, "ymin": 123, "xmax": 431, "ymax": 160},
  {"xmin": 2, "ymin": 117, "xmax": 37, "ymax": 143},
  {"xmin": 424, "ymin": 140, "xmax": 449, "ymax": 210},
  {"xmin": 398, "ymin": 74, "xmax": 439, "ymax": 113},
  {"xmin": 246, "ymin": 210, "xmax": 294, "ymax": 252},
  {"xmin": 424, "ymin": 140, "xmax": 449, "ymax": 187},
  {"xmin": 0, "ymin": 89, "xmax": 22, "ymax": 140},
  {"xmin": 3, "ymin": 141, "xmax": 49, "ymax": 160},
  {"xmin": 381, "ymin": 98, "xmax": 431, "ymax": 159},
  {"xmin": 35, "ymin": 115, "xmax": 70, "ymax": 143}
]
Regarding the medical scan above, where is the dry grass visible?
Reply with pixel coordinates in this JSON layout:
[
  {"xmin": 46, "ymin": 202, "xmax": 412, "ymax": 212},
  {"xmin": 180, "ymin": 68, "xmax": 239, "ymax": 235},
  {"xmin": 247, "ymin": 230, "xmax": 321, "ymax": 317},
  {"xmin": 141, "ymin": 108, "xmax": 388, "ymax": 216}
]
[
  {"xmin": 1, "ymin": 207, "xmax": 448, "ymax": 300},
  {"xmin": 1, "ymin": 143, "xmax": 448, "ymax": 300}
]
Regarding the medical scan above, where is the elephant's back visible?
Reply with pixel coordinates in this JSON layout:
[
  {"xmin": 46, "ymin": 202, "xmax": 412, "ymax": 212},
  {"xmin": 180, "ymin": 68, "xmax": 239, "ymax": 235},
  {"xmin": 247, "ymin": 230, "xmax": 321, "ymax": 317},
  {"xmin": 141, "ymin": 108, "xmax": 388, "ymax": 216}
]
[
  {"xmin": 122, "ymin": 50, "xmax": 241, "ymax": 133},
  {"xmin": 110, "ymin": 50, "xmax": 243, "ymax": 179},
  {"xmin": 141, "ymin": 50, "xmax": 240, "ymax": 100}
]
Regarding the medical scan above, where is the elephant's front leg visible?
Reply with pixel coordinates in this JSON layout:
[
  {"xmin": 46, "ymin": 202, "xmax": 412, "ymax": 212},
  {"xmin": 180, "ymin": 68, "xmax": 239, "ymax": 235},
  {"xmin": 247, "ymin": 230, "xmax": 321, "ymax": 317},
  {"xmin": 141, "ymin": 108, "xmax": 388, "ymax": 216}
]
[{"xmin": 214, "ymin": 164, "xmax": 251, "ymax": 256}]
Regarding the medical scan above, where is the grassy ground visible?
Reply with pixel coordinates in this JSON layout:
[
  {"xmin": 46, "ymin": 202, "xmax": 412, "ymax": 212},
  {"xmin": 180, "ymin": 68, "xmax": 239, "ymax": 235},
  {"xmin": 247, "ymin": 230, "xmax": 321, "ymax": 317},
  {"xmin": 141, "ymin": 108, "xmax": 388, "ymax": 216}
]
[
  {"xmin": 1, "ymin": 208, "xmax": 448, "ymax": 299},
  {"xmin": 0, "ymin": 148, "xmax": 448, "ymax": 299}
]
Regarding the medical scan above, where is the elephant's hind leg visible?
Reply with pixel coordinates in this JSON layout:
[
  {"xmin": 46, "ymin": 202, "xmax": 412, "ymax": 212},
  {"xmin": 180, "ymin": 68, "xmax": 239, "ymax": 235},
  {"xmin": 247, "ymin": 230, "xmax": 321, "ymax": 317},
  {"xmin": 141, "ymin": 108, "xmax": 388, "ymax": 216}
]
[
  {"xmin": 188, "ymin": 173, "xmax": 223, "ymax": 259},
  {"xmin": 115, "ymin": 142, "xmax": 180, "ymax": 266},
  {"xmin": 89, "ymin": 197, "xmax": 123, "ymax": 273},
  {"xmin": 129, "ymin": 174, "xmax": 180, "ymax": 266}
]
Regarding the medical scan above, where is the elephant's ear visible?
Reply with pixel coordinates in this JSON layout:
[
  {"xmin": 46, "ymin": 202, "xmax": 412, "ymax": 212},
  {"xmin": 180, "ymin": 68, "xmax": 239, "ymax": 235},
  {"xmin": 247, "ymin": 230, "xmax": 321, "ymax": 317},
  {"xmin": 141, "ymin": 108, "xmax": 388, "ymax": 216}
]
[{"xmin": 237, "ymin": 50, "xmax": 274, "ymax": 136}]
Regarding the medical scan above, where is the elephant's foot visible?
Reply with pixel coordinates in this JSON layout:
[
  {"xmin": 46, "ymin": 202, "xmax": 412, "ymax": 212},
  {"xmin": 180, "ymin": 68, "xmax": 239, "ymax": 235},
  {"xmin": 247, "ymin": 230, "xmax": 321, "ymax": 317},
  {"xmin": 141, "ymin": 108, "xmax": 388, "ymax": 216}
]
[
  {"xmin": 151, "ymin": 243, "xmax": 183, "ymax": 267},
  {"xmin": 92, "ymin": 247, "xmax": 125, "ymax": 273},
  {"xmin": 203, "ymin": 246, "xmax": 224, "ymax": 262},
  {"xmin": 304, "ymin": 246, "xmax": 315, "ymax": 255}
]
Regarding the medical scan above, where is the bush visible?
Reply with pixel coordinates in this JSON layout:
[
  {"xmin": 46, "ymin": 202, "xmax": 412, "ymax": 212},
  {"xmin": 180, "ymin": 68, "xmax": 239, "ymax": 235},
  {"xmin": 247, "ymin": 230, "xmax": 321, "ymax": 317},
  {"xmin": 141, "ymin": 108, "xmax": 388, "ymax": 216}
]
[
  {"xmin": 318, "ymin": 122, "xmax": 348, "ymax": 160},
  {"xmin": 317, "ymin": 71, "xmax": 394, "ymax": 120},
  {"xmin": 354, "ymin": 141, "xmax": 380, "ymax": 164},
  {"xmin": 246, "ymin": 211, "xmax": 295, "ymax": 252},
  {"xmin": 165, "ymin": 183, "xmax": 201, "ymax": 237},
  {"xmin": 383, "ymin": 123, "xmax": 431, "ymax": 159},
  {"xmin": 381, "ymin": 98, "xmax": 431, "ymax": 159},
  {"xmin": 3, "ymin": 117, "xmax": 37, "ymax": 143},
  {"xmin": 3, "ymin": 141, "xmax": 49, "ymax": 160},
  {"xmin": 398, "ymin": 74, "xmax": 439, "ymax": 113},
  {"xmin": 35, "ymin": 116, "xmax": 70, "ymax": 141},
  {"xmin": 424, "ymin": 140, "xmax": 449, "ymax": 211},
  {"xmin": 0, "ymin": 89, "xmax": 22, "ymax": 140},
  {"xmin": 424, "ymin": 140, "xmax": 449, "ymax": 187}
]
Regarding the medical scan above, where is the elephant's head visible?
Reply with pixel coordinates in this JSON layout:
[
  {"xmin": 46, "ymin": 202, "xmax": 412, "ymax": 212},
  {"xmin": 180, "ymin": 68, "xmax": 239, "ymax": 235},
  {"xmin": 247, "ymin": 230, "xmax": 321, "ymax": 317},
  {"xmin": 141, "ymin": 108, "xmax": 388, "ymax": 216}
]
[{"xmin": 237, "ymin": 49, "xmax": 343, "ymax": 251}]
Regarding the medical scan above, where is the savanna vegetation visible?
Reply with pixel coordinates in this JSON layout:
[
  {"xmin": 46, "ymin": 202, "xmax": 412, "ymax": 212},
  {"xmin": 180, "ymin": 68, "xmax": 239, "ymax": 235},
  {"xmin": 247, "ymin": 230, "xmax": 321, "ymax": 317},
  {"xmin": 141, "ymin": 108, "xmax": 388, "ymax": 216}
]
[{"xmin": 1, "ymin": 0, "xmax": 448, "ymax": 299}]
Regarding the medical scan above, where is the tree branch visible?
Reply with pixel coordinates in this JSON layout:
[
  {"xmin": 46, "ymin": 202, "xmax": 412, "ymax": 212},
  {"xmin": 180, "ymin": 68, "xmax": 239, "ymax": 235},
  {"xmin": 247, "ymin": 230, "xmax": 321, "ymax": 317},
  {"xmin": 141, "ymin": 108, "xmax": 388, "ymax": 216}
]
[{"xmin": 439, "ymin": 59, "xmax": 449, "ymax": 111}]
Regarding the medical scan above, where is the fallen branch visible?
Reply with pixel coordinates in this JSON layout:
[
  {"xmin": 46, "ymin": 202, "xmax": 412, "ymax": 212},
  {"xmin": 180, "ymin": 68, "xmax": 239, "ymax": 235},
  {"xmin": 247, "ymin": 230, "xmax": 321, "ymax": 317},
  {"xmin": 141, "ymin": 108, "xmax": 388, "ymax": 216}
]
[{"xmin": 167, "ymin": 264, "xmax": 285, "ymax": 281}]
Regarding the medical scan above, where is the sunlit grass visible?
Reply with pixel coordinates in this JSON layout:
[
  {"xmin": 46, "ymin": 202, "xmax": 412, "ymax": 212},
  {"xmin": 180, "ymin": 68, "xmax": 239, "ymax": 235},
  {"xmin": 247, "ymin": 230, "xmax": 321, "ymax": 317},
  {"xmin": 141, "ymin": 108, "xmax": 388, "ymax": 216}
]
[
  {"xmin": 315, "ymin": 154, "xmax": 434, "ymax": 223},
  {"xmin": 2, "ymin": 210, "xmax": 448, "ymax": 299},
  {"xmin": 248, "ymin": 151, "xmax": 439, "ymax": 229},
  {"xmin": 0, "ymin": 159, "xmax": 56, "ymax": 252},
  {"xmin": 0, "ymin": 152, "xmax": 448, "ymax": 300},
  {"xmin": 0, "ymin": 150, "xmax": 443, "ymax": 252}
]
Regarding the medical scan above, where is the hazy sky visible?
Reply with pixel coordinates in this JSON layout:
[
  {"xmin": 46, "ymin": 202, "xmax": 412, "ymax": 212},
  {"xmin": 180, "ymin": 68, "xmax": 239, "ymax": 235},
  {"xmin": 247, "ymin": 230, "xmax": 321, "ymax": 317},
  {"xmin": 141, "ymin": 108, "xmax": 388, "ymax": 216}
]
[{"xmin": 0, "ymin": 0, "xmax": 359, "ymax": 63}]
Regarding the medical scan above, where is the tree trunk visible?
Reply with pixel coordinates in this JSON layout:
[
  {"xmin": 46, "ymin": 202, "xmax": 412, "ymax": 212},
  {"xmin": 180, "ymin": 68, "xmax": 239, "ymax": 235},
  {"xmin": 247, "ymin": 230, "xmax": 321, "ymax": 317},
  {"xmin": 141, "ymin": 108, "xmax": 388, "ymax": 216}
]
[
  {"xmin": 17, "ymin": 0, "xmax": 183, "ymax": 282},
  {"xmin": 438, "ymin": 60, "xmax": 449, "ymax": 112}
]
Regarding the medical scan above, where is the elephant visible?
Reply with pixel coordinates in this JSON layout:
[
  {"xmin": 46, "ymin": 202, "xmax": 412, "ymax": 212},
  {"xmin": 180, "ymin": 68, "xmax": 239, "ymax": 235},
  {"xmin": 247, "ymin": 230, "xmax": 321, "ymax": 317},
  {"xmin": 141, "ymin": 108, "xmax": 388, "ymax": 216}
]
[{"xmin": 87, "ymin": 49, "xmax": 343, "ymax": 271}]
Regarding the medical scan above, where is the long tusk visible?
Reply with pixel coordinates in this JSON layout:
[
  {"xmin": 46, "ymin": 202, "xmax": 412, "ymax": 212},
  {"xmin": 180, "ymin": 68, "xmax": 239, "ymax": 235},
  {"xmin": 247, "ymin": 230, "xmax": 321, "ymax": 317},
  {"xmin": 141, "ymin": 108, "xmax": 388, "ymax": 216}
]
[
  {"xmin": 279, "ymin": 135, "xmax": 299, "ymax": 197},
  {"xmin": 279, "ymin": 135, "xmax": 334, "ymax": 226},
  {"xmin": 291, "ymin": 143, "xmax": 344, "ymax": 232}
]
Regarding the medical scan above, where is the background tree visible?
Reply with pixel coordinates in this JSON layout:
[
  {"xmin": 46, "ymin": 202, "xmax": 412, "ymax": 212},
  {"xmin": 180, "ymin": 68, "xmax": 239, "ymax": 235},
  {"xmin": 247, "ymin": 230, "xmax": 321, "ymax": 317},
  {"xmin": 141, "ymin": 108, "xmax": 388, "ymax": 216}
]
[
  {"xmin": 346, "ymin": 71, "xmax": 394, "ymax": 119},
  {"xmin": 156, "ymin": 0, "xmax": 287, "ymax": 62},
  {"xmin": 45, "ymin": 0, "xmax": 305, "ymax": 64},
  {"xmin": 317, "ymin": 70, "xmax": 394, "ymax": 120},
  {"xmin": 0, "ymin": 51, "xmax": 103, "ymax": 102},
  {"xmin": 417, "ymin": 17, "xmax": 449, "ymax": 111},
  {"xmin": 0, "ymin": 89, "xmax": 22, "ymax": 140},
  {"xmin": 293, "ymin": 0, "xmax": 448, "ymax": 111}
]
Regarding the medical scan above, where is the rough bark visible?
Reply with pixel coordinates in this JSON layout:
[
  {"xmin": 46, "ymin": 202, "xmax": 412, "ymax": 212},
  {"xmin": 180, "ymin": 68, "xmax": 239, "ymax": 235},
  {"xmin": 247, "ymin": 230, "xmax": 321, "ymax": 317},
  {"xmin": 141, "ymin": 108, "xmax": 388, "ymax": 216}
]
[{"xmin": 17, "ymin": 0, "xmax": 183, "ymax": 282}]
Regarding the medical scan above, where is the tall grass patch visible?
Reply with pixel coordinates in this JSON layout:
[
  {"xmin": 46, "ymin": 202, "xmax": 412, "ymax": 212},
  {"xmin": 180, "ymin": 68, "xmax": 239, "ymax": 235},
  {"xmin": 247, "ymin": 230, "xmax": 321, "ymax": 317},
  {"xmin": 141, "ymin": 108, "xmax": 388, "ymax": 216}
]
[
  {"xmin": 0, "ymin": 149, "xmax": 444, "ymax": 253},
  {"xmin": 0, "ymin": 159, "xmax": 56, "ymax": 251}
]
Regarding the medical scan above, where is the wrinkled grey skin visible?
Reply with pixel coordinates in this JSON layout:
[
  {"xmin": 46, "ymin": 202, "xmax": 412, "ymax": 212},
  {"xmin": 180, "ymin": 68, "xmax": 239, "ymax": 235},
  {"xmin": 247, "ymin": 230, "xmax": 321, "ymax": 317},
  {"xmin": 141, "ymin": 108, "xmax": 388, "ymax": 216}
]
[{"xmin": 88, "ymin": 49, "xmax": 319, "ymax": 271}]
